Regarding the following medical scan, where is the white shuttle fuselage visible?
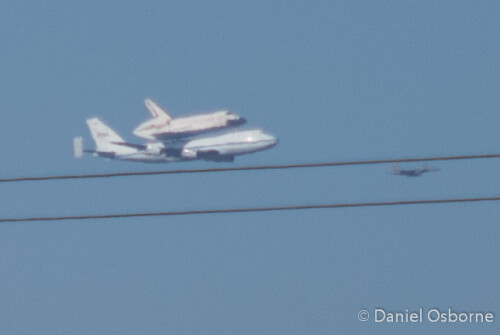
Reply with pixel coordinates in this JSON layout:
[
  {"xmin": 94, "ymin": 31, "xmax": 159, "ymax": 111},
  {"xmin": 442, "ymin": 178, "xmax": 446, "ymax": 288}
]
[{"xmin": 133, "ymin": 99, "xmax": 246, "ymax": 140}]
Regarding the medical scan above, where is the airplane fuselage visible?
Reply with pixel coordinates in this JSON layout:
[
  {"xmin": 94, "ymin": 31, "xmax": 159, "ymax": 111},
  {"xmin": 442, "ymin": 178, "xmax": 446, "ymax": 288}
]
[
  {"xmin": 392, "ymin": 167, "xmax": 439, "ymax": 177},
  {"xmin": 396, "ymin": 170, "xmax": 425, "ymax": 177},
  {"xmin": 108, "ymin": 129, "xmax": 277, "ymax": 163},
  {"xmin": 182, "ymin": 130, "xmax": 277, "ymax": 157}
]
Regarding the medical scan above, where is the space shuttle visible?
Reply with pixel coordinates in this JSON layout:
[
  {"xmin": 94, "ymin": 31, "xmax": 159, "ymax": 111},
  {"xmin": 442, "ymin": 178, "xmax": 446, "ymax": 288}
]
[{"xmin": 133, "ymin": 99, "xmax": 246, "ymax": 141}]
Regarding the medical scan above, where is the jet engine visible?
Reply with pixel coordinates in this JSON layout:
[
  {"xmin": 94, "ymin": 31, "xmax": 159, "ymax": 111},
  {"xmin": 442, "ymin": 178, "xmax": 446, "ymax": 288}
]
[
  {"xmin": 146, "ymin": 142, "xmax": 165, "ymax": 156},
  {"xmin": 181, "ymin": 148, "xmax": 197, "ymax": 159}
]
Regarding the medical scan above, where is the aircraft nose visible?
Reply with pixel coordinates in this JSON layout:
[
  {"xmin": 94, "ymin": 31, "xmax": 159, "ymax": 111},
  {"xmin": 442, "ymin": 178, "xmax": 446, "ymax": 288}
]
[
  {"xmin": 264, "ymin": 133, "xmax": 278, "ymax": 147},
  {"xmin": 270, "ymin": 136, "xmax": 278, "ymax": 146}
]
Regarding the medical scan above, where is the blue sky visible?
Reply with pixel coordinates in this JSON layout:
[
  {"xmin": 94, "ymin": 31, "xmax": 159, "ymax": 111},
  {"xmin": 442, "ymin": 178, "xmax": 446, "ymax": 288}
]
[{"xmin": 0, "ymin": 1, "xmax": 499, "ymax": 334}]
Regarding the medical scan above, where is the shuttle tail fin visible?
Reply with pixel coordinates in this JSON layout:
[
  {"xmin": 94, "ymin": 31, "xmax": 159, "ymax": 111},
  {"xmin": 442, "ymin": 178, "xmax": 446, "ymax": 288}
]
[{"xmin": 144, "ymin": 99, "xmax": 172, "ymax": 121}]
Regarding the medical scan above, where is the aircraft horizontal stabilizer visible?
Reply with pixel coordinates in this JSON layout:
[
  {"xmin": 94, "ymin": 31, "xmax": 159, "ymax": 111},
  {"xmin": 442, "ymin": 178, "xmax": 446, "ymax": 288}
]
[{"xmin": 73, "ymin": 137, "xmax": 83, "ymax": 158}]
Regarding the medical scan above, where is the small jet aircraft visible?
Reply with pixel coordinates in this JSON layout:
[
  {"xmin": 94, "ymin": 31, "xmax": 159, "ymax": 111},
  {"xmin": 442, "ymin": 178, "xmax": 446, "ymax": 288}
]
[
  {"xmin": 74, "ymin": 118, "xmax": 277, "ymax": 163},
  {"xmin": 133, "ymin": 99, "xmax": 246, "ymax": 141},
  {"xmin": 391, "ymin": 163, "xmax": 440, "ymax": 177}
]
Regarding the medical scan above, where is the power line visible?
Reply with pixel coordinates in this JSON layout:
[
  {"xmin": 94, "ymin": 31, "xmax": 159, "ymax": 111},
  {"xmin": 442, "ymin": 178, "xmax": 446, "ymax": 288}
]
[
  {"xmin": 1, "ymin": 196, "xmax": 499, "ymax": 223},
  {"xmin": 2, "ymin": 153, "xmax": 500, "ymax": 183}
]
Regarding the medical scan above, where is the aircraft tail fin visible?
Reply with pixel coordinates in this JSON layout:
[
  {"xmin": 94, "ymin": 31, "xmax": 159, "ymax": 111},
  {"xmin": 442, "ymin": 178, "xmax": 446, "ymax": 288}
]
[
  {"xmin": 392, "ymin": 163, "xmax": 401, "ymax": 174},
  {"xmin": 144, "ymin": 99, "xmax": 172, "ymax": 121},
  {"xmin": 86, "ymin": 118, "xmax": 127, "ymax": 153}
]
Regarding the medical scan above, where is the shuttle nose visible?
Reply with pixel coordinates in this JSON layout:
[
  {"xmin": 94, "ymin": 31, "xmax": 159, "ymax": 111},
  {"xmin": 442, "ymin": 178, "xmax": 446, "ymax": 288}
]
[{"xmin": 229, "ymin": 117, "xmax": 246, "ymax": 126}]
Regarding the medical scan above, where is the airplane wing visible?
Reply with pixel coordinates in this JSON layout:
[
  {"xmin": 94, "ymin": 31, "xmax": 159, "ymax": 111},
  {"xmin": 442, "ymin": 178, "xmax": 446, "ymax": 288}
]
[
  {"xmin": 110, "ymin": 142, "xmax": 147, "ymax": 150},
  {"xmin": 144, "ymin": 99, "xmax": 172, "ymax": 121}
]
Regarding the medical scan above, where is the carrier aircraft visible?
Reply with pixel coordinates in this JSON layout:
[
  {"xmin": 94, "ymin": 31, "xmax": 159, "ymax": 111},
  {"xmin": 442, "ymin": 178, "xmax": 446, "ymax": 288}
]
[
  {"xmin": 133, "ymin": 99, "xmax": 246, "ymax": 141},
  {"xmin": 74, "ymin": 118, "xmax": 277, "ymax": 163}
]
